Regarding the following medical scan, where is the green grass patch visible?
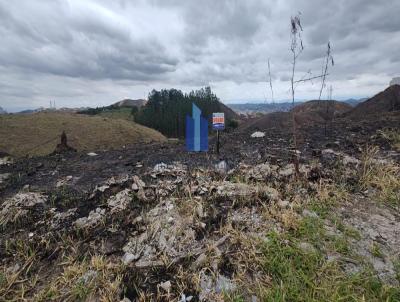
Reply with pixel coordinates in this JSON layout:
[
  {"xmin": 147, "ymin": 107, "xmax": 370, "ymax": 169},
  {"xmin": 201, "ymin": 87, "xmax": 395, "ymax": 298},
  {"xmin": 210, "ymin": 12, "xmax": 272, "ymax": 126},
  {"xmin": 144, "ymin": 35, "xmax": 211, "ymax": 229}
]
[{"xmin": 258, "ymin": 214, "xmax": 400, "ymax": 302}]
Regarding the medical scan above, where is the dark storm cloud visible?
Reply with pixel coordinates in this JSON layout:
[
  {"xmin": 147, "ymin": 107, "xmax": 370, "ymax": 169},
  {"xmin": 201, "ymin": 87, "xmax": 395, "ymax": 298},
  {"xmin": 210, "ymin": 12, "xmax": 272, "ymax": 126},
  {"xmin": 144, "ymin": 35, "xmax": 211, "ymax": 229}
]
[{"xmin": 0, "ymin": 0, "xmax": 399, "ymax": 110}]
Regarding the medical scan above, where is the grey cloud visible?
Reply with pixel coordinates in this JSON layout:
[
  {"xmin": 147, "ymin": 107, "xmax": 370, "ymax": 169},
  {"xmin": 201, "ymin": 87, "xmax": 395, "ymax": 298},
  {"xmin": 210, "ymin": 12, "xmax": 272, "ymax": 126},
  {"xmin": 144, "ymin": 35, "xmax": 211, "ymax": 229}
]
[{"xmin": 0, "ymin": 0, "xmax": 399, "ymax": 110}]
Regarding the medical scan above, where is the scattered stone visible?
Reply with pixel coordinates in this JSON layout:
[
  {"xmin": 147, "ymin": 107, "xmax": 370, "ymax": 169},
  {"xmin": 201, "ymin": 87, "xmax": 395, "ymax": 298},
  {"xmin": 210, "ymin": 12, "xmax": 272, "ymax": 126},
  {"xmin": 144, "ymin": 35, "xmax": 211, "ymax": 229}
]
[{"xmin": 122, "ymin": 252, "xmax": 138, "ymax": 265}]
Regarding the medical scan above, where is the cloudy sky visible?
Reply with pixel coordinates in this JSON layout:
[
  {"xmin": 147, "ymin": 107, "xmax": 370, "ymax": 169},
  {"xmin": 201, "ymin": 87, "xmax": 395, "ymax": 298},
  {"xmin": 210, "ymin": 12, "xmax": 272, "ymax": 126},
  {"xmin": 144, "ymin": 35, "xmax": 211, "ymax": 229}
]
[{"xmin": 0, "ymin": 0, "xmax": 399, "ymax": 111}]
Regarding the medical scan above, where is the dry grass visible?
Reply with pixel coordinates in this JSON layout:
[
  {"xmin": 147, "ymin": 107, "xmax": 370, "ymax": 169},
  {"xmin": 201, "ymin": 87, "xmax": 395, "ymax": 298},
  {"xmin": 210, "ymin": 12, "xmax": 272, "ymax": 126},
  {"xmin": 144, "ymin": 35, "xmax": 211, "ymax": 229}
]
[
  {"xmin": 0, "ymin": 112, "xmax": 166, "ymax": 157},
  {"xmin": 360, "ymin": 146, "xmax": 400, "ymax": 205},
  {"xmin": 378, "ymin": 129, "xmax": 400, "ymax": 151},
  {"xmin": 33, "ymin": 256, "xmax": 123, "ymax": 302}
]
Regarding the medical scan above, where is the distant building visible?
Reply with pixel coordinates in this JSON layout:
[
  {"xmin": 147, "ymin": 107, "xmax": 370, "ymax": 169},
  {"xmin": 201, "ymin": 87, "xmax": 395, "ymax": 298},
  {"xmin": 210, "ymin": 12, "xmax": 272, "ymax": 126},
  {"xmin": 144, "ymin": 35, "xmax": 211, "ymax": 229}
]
[{"xmin": 390, "ymin": 77, "xmax": 400, "ymax": 86}]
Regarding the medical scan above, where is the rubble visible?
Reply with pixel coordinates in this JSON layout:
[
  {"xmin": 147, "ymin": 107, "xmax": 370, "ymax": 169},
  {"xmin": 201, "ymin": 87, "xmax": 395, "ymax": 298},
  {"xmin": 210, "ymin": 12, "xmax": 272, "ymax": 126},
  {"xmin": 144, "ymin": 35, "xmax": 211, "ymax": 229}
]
[
  {"xmin": 0, "ymin": 172, "xmax": 11, "ymax": 184},
  {"xmin": 0, "ymin": 155, "xmax": 13, "ymax": 165},
  {"xmin": 107, "ymin": 189, "xmax": 132, "ymax": 214},
  {"xmin": 74, "ymin": 208, "xmax": 106, "ymax": 230},
  {"xmin": 0, "ymin": 192, "xmax": 46, "ymax": 226},
  {"xmin": 246, "ymin": 163, "xmax": 278, "ymax": 180}
]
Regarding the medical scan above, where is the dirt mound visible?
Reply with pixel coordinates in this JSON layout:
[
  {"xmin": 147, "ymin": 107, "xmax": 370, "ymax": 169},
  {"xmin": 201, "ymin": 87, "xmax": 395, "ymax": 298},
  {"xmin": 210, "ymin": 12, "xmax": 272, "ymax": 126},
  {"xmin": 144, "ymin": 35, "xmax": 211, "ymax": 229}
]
[
  {"xmin": 239, "ymin": 112, "xmax": 291, "ymax": 132},
  {"xmin": 346, "ymin": 85, "xmax": 400, "ymax": 119},
  {"xmin": 239, "ymin": 100, "xmax": 351, "ymax": 132},
  {"xmin": 0, "ymin": 112, "xmax": 166, "ymax": 157}
]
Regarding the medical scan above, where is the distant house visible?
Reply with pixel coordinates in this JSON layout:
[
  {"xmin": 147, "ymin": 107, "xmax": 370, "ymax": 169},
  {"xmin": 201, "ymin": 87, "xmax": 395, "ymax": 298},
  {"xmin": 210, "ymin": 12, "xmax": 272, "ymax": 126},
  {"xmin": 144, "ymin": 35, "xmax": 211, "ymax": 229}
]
[{"xmin": 390, "ymin": 77, "xmax": 400, "ymax": 86}]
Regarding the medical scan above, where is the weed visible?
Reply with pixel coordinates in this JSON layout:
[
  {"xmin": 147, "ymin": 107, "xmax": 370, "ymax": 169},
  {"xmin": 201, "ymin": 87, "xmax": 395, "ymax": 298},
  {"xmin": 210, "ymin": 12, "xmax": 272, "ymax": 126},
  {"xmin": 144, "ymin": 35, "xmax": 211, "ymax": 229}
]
[{"xmin": 370, "ymin": 243, "xmax": 384, "ymax": 259}]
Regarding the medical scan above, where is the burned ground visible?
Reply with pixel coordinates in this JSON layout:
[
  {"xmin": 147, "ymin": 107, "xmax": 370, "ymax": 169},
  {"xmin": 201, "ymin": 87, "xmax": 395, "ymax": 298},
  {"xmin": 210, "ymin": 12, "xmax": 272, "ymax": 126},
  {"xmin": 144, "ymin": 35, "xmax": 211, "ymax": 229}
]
[{"xmin": 0, "ymin": 112, "xmax": 399, "ymax": 301}]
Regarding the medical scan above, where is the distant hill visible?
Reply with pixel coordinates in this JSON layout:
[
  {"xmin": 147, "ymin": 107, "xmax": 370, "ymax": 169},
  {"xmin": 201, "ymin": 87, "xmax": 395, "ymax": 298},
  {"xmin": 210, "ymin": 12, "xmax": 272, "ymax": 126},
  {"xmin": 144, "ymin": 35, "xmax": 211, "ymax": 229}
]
[
  {"xmin": 228, "ymin": 98, "xmax": 368, "ymax": 115},
  {"xmin": 342, "ymin": 98, "xmax": 368, "ymax": 107},
  {"xmin": 0, "ymin": 106, "xmax": 7, "ymax": 114},
  {"xmin": 240, "ymin": 100, "xmax": 351, "ymax": 132},
  {"xmin": 346, "ymin": 85, "xmax": 400, "ymax": 119},
  {"xmin": 0, "ymin": 112, "xmax": 165, "ymax": 157},
  {"xmin": 228, "ymin": 102, "xmax": 300, "ymax": 114},
  {"xmin": 112, "ymin": 99, "xmax": 147, "ymax": 108},
  {"xmin": 292, "ymin": 100, "xmax": 352, "ymax": 115}
]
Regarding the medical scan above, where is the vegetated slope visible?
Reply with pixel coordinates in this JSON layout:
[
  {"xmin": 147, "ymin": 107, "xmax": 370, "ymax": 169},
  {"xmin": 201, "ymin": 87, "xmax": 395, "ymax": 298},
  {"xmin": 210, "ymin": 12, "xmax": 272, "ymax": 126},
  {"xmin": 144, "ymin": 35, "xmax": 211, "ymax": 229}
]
[
  {"xmin": 112, "ymin": 98, "xmax": 147, "ymax": 108},
  {"xmin": 0, "ymin": 112, "xmax": 165, "ymax": 157},
  {"xmin": 346, "ymin": 85, "xmax": 400, "ymax": 119},
  {"xmin": 96, "ymin": 107, "xmax": 135, "ymax": 122},
  {"xmin": 240, "ymin": 100, "xmax": 351, "ymax": 132}
]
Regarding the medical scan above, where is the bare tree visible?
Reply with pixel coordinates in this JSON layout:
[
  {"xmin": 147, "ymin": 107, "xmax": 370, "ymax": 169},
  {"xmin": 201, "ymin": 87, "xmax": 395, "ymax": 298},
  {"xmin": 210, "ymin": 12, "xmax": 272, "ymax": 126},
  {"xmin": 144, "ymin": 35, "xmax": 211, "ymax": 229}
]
[
  {"xmin": 289, "ymin": 13, "xmax": 330, "ymax": 175},
  {"xmin": 319, "ymin": 42, "xmax": 334, "ymax": 101},
  {"xmin": 319, "ymin": 42, "xmax": 334, "ymax": 135},
  {"xmin": 290, "ymin": 13, "xmax": 304, "ymax": 175},
  {"xmin": 267, "ymin": 58, "xmax": 274, "ymax": 104}
]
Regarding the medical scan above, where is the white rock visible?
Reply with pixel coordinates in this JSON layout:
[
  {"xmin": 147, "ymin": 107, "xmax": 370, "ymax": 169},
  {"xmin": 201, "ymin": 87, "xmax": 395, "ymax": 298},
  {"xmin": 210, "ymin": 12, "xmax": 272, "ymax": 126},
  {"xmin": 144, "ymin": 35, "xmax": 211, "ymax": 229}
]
[
  {"xmin": 87, "ymin": 152, "xmax": 98, "ymax": 156},
  {"xmin": 251, "ymin": 131, "xmax": 265, "ymax": 138},
  {"xmin": 214, "ymin": 160, "xmax": 228, "ymax": 174},
  {"xmin": 215, "ymin": 275, "xmax": 236, "ymax": 293},
  {"xmin": 159, "ymin": 280, "xmax": 171, "ymax": 291},
  {"xmin": 122, "ymin": 252, "xmax": 137, "ymax": 265},
  {"xmin": 343, "ymin": 155, "xmax": 360, "ymax": 166},
  {"xmin": 302, "ymin": 209, "xmax": 318, "ymax": 218},
  {"xmin": 277, "ymin": 199, "xmax": 290, "ymax": 209},
  {"xmin": 279, "ymin": 164, "xmax": 295, "ymax": 177}
]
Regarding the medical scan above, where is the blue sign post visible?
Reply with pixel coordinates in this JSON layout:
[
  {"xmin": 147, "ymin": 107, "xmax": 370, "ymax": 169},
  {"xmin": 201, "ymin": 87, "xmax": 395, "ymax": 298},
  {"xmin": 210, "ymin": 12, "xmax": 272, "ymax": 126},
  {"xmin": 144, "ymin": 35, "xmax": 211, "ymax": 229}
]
[{"xmin": 186, "ymin": 103, "xmax": 208, "ymax": 152}]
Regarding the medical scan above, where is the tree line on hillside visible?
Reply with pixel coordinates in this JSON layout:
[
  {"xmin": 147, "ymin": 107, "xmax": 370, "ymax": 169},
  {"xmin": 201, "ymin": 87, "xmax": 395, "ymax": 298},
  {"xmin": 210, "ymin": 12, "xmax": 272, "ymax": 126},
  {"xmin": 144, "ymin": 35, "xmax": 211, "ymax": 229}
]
[
  {"xmin": 78, "ymin": 104, "xmax": 125, "ymax": 115},
  {"xmin": 135, "ymin": 87, "xmax": 237, "ymax": 138}
]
